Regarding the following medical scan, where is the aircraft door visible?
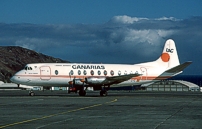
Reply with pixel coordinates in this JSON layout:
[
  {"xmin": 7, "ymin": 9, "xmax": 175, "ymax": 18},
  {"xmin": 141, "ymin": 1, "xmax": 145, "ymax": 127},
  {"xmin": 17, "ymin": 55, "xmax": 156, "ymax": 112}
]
[
  {"xmin": 40, "ymin": 66, "xmax": 51, "ymax": 80},
  {"xmin": 140, "ymin": 67, "xmax": 148, "ymax": 80}
]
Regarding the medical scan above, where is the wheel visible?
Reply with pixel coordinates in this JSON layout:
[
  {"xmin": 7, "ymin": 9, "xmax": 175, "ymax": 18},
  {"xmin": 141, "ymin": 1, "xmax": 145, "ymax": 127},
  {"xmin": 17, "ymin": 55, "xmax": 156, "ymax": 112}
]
[
  {"xmin": 79, "ymin": 90, "xmax": 86, "ymax": 96},
  {"xmin": 100, "ymin": 90, "xmax": 108, "ymax": 96},
  {"xmin": 29, "ymin": 91, "xmax": 35, "ymax": 96},
  {"xmin": 100, "ymin": 91, "xmax": 103, "ymax": 96},
  {"xmin": 103, "ymin": 91, "xmax": 108, "ymax": 96}
]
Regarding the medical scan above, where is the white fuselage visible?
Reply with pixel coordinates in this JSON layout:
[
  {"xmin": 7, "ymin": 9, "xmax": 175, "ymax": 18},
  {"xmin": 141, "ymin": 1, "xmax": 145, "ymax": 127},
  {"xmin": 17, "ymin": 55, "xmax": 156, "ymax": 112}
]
[{"xmin": 11, "ymin": 62, "xmax": 169, "ymax": 88}]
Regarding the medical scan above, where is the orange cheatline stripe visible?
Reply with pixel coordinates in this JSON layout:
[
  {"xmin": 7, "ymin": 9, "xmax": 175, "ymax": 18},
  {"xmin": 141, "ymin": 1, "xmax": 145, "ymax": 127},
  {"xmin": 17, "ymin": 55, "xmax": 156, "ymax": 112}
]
[{"xmin": 16, "ymin": 75, "xmax": 172, "ymax": 81}]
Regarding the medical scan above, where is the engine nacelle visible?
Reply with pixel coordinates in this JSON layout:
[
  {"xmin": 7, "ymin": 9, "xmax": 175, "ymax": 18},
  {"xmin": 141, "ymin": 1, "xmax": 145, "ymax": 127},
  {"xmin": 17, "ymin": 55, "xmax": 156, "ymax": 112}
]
[
  {"xmin": 73, "ymin": 79, "xmax": 85, "ymax": 86},
  {"xmin": 85, "ymin": 77, "xmax": 106, "ymax": 85}
]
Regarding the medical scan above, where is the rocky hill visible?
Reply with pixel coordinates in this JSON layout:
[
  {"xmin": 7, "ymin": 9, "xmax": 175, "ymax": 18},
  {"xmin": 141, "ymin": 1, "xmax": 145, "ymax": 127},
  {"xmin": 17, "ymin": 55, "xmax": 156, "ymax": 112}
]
[{"xmin": 0, "ymin": 46, "xmax": 69, "ymax": 83}]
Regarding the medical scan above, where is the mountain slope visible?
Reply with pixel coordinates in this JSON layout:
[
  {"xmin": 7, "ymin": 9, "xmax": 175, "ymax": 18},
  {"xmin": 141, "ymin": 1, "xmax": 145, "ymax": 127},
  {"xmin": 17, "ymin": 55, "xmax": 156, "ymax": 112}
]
[{"xmin": 0, "ymin": 46, "xmax": 69, "ymax": 83}]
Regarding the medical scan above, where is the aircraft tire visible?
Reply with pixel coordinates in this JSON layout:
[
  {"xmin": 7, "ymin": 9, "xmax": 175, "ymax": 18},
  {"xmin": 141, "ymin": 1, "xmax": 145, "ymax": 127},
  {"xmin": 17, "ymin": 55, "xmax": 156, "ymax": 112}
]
[
  {"xmin": 100, "ymin": 90, "xmax": 107, "ymax": 97},
  {"xmin": 79, "ymin": 90, "xmax": 86, "ymax": 96},
  {"xmin": 29, "ymin": 92, "xmax": 35, "ymax": 96}
]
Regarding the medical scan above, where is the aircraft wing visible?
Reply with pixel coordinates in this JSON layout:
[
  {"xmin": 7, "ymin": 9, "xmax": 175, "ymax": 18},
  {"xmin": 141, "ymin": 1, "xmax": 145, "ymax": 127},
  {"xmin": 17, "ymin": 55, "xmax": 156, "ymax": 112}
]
[{"xmin": 103, "ymin": 73, "xmax": 141, "ymax": 85}]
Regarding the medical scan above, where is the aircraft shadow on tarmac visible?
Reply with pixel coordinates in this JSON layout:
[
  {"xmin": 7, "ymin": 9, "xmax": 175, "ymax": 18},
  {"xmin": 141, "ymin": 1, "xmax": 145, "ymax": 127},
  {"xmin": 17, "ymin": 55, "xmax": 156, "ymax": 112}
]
[{"xmin": 0, "ymin": 90, "xmax": 202, "ymax": 98}]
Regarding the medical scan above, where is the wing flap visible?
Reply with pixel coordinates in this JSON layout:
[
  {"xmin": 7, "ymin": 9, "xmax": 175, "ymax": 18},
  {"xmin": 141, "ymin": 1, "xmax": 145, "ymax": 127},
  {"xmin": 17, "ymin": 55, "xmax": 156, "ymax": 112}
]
[{"xmin": 103, "ymin": 73, "xmax": 141, "ymax": 85}]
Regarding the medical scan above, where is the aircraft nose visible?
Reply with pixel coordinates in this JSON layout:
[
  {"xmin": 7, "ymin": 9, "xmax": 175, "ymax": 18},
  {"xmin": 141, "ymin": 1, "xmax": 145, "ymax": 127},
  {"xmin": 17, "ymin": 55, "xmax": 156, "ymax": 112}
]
[{"xmin": 10, "ymin": 75, "xmax": 20, "ymax": 83}]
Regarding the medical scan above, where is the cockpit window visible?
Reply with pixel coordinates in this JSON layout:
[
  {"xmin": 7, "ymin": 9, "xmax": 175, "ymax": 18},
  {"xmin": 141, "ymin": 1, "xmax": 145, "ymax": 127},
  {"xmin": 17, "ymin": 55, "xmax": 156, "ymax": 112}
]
[{"xmin": 24, "ymin": 66, "xmax": 32, "ymax": 70}]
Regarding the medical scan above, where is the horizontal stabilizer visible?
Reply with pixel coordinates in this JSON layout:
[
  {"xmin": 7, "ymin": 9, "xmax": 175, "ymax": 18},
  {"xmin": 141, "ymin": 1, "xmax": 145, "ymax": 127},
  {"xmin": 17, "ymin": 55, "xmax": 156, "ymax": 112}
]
[
  {"xmin": 165, "ymin": 61, "xmax": 192, "ymax": 73},
  {"xmin": 154, "ymin": 61, "xmax": 192, "ymax": 80}
]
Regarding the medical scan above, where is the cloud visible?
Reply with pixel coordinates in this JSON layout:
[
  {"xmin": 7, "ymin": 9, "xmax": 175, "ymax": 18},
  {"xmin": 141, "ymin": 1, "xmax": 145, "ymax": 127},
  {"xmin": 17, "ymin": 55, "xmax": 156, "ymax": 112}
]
[
  {"xmin": 0, "ymin": 16, "xmax": 202, "ymax": 74},
  {"xmin": 110, "ymin": 15, "xmax": 149, "ymax": 24},
  {"xmin": 155, "ymin": 17, "xmax": 180, "ymax": 21}
]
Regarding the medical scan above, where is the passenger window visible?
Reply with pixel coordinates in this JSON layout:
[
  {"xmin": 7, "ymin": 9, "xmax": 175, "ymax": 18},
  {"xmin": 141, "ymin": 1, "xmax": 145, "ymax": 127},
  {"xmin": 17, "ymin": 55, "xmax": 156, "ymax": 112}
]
[
  {"xmin": 78, "ymin": 70, "xmax": 81, "ymax": 75},
  {"xmin": 83, "ymin": 70, "xmax": 87, "ymax": 75},
  {"xmin": 118, "ymin": 71, "xmax": 121, "ymax": 76},
  {"xmin": 110, "ymin": 70, "xmax": 114, "ymax": 76},
  {"xmin": 90, "ymin": 70, "xmax": 94, "ymax": 76},
  {"xmin": 104, "ymin": 70, "xmax": 107, "ymax": 76},
  {"xmin": 70, "ymin": 70, "xmax": 74, "ymax": 75},
  {"xmin": 55, "ymin": 70, "xmax": 59, "ymax": 75},
  {"xmin": 98, "ymin": 70, "xmax": 101, "ymax": 75}
]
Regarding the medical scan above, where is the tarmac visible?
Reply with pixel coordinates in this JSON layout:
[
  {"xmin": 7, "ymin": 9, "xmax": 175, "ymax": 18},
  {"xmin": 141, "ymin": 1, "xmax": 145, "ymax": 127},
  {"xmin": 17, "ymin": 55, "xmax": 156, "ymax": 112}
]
[{"xmin": 0, "ymin": 90, "xmax": 202, "ymax": 129}]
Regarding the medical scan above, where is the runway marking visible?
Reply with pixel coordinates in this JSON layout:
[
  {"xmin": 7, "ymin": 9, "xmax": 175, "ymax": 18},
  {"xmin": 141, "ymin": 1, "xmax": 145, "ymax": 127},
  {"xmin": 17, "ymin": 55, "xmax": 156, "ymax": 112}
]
[
  {"xmin": 0, "ymin": 98, "xmax": 117, "ymax": 129},
  {"xmin": 36, "ymin": 118, "xmax": 73, "ymax": 129}
]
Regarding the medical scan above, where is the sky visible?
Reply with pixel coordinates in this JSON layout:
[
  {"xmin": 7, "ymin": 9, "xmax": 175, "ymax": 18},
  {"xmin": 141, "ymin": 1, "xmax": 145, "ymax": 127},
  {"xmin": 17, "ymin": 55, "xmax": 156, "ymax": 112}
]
[{"xmin": 0, "ymin": 0, "xmax": 202, "ymax": 75}]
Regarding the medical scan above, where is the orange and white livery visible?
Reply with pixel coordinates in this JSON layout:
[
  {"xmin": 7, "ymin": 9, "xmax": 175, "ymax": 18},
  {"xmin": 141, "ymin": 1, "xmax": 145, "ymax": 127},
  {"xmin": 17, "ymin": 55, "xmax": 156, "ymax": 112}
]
[{"xmin": 11, "ymin": 39, "xmax": 191, "ymax": 96}]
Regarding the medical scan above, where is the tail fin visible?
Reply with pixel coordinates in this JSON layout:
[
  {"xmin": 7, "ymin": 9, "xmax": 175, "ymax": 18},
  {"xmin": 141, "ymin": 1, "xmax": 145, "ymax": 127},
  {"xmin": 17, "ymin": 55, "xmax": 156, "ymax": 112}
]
[{"xmin": 156, "ymin": 39, "xmax": 180, "ymax": 68}]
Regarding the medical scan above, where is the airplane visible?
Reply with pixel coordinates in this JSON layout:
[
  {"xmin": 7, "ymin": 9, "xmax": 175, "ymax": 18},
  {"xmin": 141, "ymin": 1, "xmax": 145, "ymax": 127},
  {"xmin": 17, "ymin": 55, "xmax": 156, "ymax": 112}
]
[{"xmin": 10, "ymin": 39, "xmax": 192, "ymax": 96}]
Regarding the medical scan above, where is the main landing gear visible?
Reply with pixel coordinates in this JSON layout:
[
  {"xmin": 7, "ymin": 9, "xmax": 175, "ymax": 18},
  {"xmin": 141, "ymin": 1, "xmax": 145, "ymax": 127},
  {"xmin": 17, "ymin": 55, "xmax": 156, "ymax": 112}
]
[
  {"xmin": 100, "ymin": 86, "xmax": 109, "ymax": 96},
  {"xmin": 78, "ymin": 87, "xmax": 108, "ymax": 97},
  {"xmin": 78, "ymin": 89, "xmax": 107, "ymax": 96},
  {"xmin": 100, "ymin": 90, "xmax": 108, "ymax": 96},
  {"xmin": 79, "ymin": 90, "xmax": 86, "ymax": 96}
]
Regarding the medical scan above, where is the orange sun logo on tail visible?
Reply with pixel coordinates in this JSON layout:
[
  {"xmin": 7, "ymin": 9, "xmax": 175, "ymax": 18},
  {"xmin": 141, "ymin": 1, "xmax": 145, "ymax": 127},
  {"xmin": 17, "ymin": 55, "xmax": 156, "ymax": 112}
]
[{"xmin": 161, "ymin": 53, "xmax": 170, "ymax": 62}]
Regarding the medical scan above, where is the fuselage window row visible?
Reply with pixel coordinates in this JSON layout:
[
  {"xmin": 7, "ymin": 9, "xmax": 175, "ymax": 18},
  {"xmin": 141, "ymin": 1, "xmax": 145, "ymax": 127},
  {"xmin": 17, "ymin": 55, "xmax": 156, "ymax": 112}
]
[{"xmin": 69, "ymin": 70, "xmax": 126, "ymax": 76}]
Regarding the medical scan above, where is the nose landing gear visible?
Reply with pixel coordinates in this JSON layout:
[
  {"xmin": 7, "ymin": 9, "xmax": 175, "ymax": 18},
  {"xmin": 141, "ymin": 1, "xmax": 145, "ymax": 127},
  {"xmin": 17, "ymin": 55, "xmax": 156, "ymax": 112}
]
[{"xmin": 29, "ymin": 90, "xmax": 35, "ymax": 96}]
